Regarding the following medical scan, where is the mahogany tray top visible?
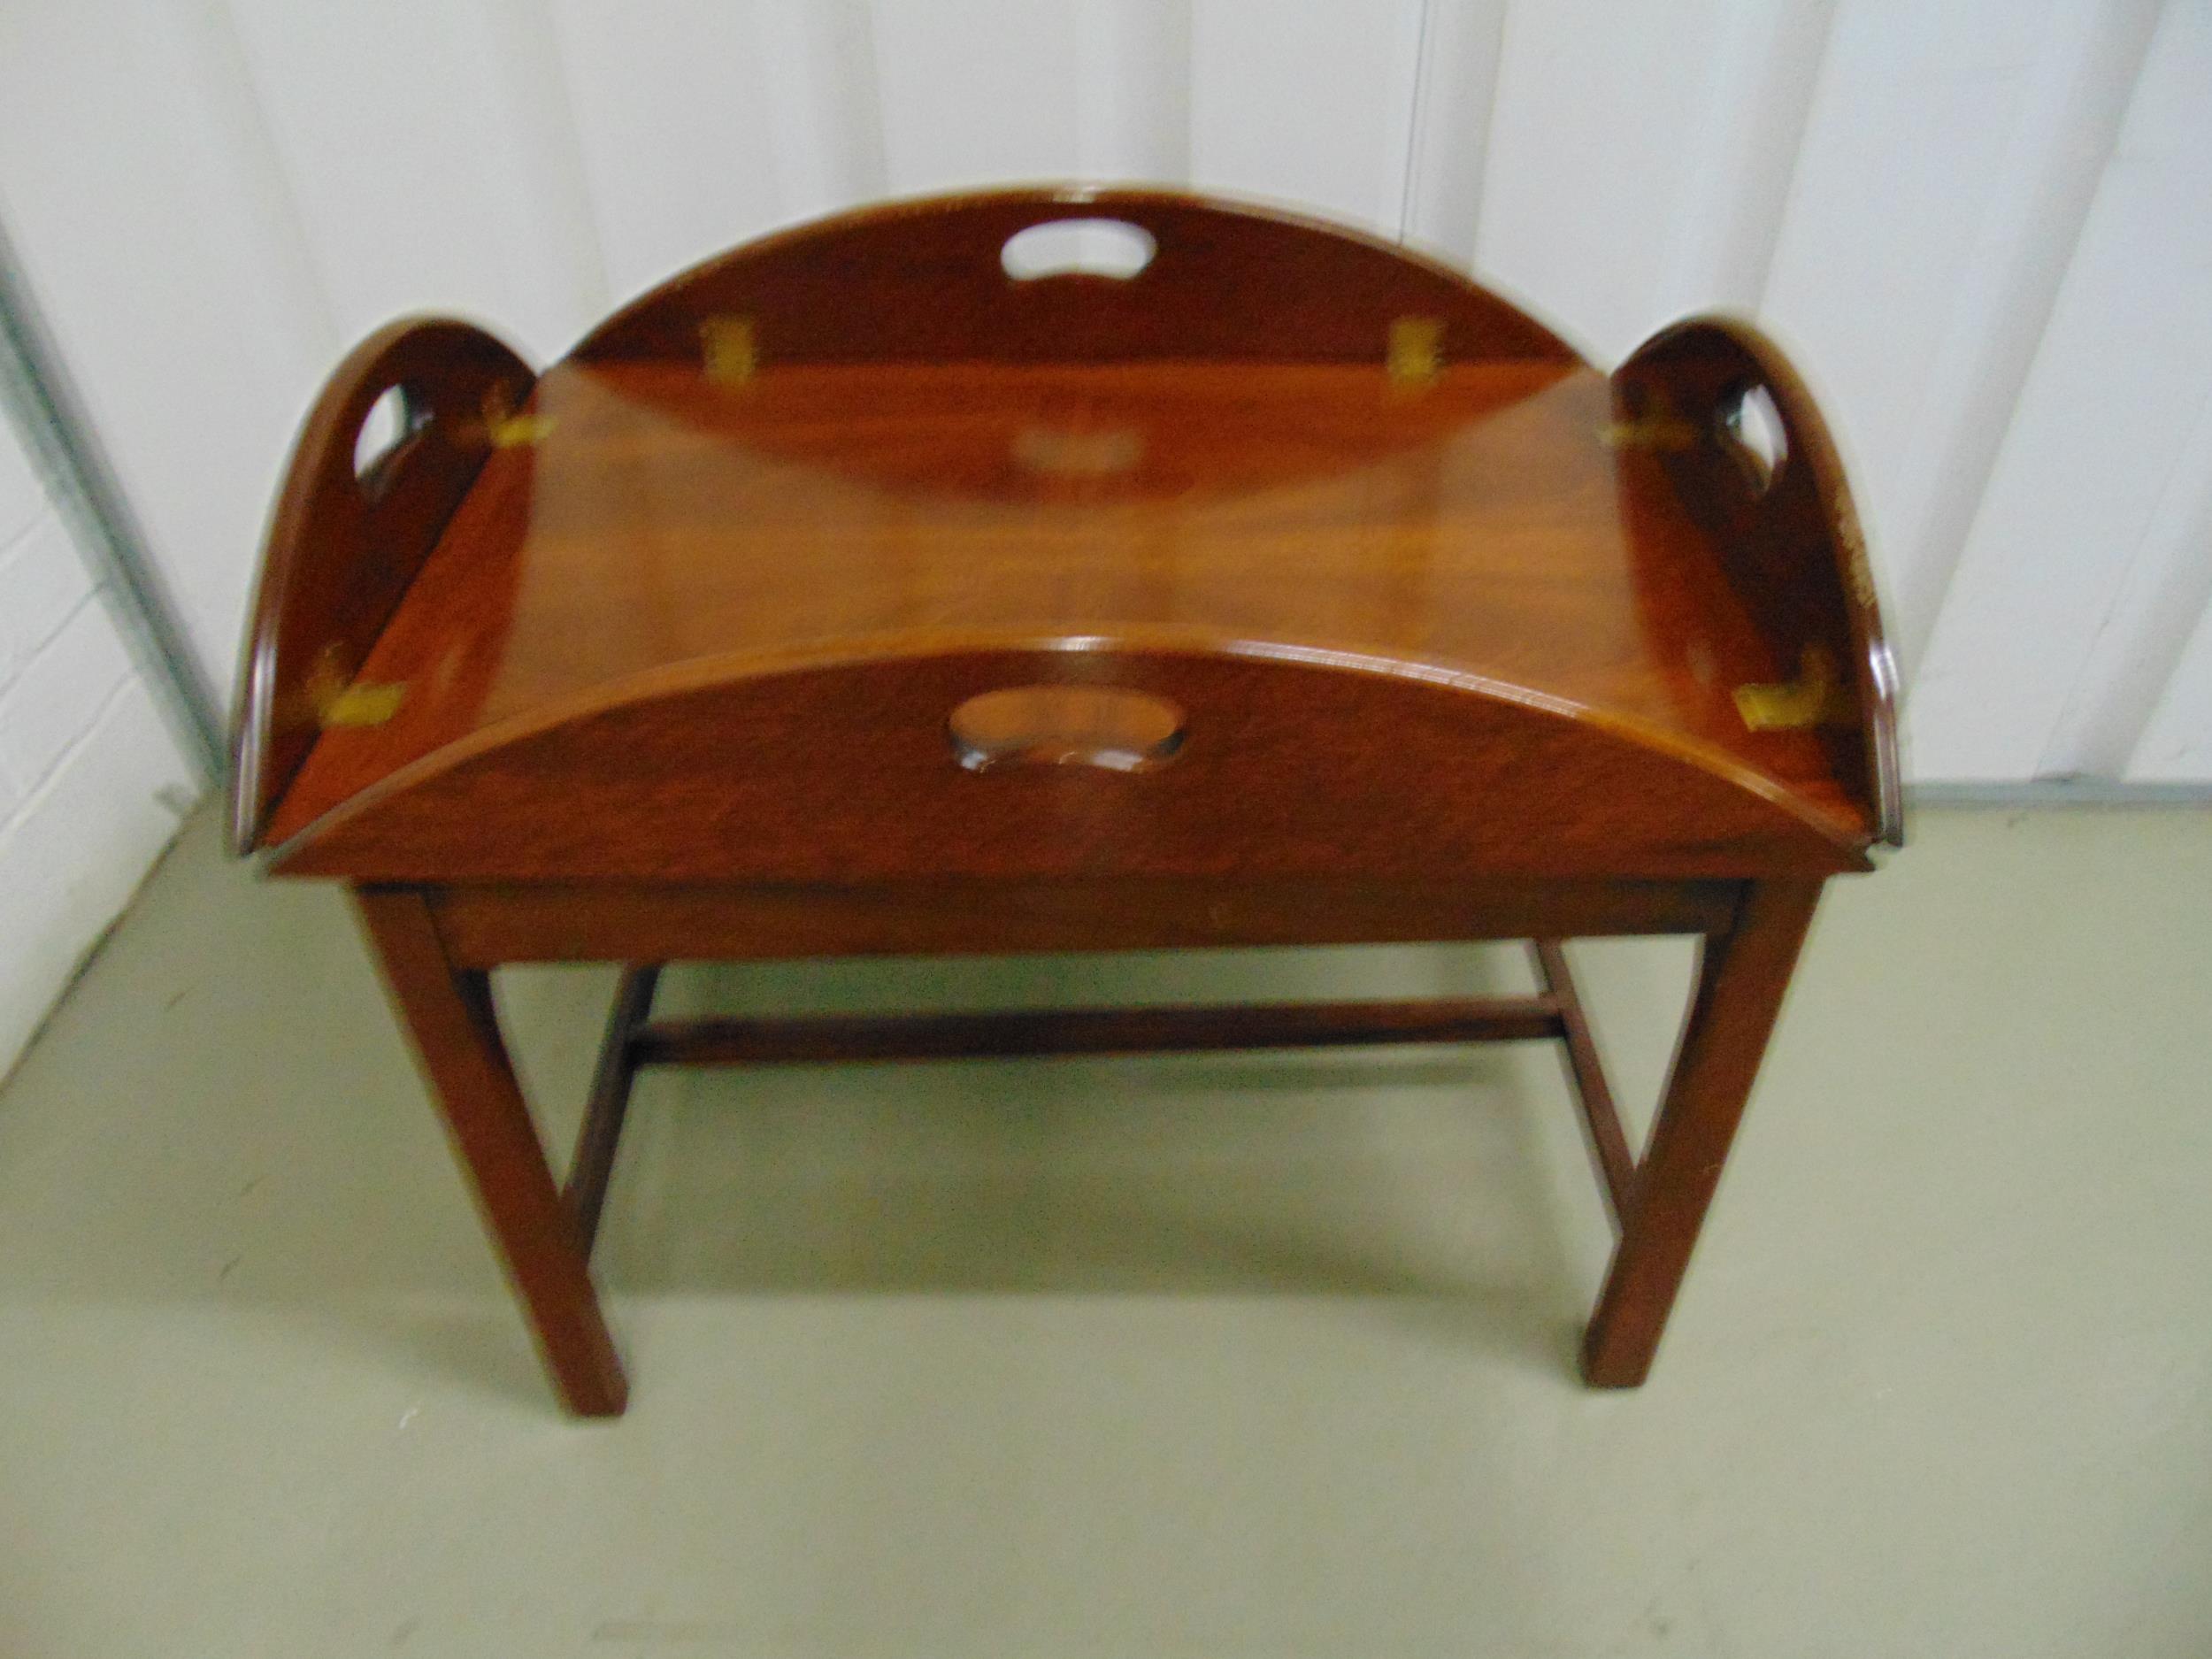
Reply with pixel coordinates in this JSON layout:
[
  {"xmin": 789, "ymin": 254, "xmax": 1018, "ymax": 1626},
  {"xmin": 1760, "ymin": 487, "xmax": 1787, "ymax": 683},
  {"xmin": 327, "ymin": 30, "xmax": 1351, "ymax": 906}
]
[{"xmin": 234, "ymin": 188, "xmax": 1898, "ymax": 887}]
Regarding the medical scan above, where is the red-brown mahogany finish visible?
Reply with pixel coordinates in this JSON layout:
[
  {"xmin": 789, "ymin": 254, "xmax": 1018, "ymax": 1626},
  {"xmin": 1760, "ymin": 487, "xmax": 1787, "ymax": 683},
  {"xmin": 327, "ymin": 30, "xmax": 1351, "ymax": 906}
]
[
  {"xmin": 573, "ymin": 187, "xmax": 1577, "ymax": 366},
  {"xmin": 1614, "ymin": 319, "xmax": 1903, "ymax": 846},
  {"xmin": 234, "ymin": 188, "xmax": 1896, "ymax": 1414},
  {"xmin": 230, "ymin": 319, "xmax": 533, "ymax": 854},
  {"xmin": 354, "ymin": 888, "xmax": 626, "ymax": 1417}
]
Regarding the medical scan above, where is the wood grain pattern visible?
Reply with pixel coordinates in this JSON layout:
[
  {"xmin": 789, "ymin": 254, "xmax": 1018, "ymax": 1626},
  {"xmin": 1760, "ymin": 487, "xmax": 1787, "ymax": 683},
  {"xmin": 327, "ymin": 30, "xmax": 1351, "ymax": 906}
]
[
  {"xmin": 273, "ymin": 648, "xmax": 1870, "ymax": 883},
  {"xmin": 229, "ymin": 318, "xmax": 532, "ymax": 853},
  {"xmin": 629, "ymin": 996, "xmax": 1565, "ymax": 1067},
  {"xmin": 249, "ymin": 365, "xmax": 1886, "ymax": 871},
  {"xmin": 1614, "ymin": 318, "xmax": 1903, "ymax": 845},
  {"xmin": 426, "ymin": 875, "xmax": 1744, "ymax": 969},
  {"xmin": 227, "ymin": 188, "xmax": 1896, "ymax": 1412},
  {"xmin": 353, "ymin": 887, "xmax": 626, "ymax": 1417},
  {"xmin": 1582, "ymin": 877, "xmax": 1823, "ymax": 1387},
  {"xmin": 564, "ymin": 964, "xmax": 659, "ymax": 1256},
  {"xmin": 573, "ymin": 188, "xmax": 1574, "ymax": 366},
  {"xmin": 233, "ymin": 192, "xmax": 1895, "ymax": 872},
  {"xmin": 1533, "ymin": 939, "xmax": 1634, "ymax": 1230}
]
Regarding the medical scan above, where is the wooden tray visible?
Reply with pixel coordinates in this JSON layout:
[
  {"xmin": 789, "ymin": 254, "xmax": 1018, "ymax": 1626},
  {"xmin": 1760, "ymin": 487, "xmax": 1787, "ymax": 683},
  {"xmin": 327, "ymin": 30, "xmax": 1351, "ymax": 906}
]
[{"xmin": 230, "ymin": 188, "xmax": 1899, "ymax": 1416}]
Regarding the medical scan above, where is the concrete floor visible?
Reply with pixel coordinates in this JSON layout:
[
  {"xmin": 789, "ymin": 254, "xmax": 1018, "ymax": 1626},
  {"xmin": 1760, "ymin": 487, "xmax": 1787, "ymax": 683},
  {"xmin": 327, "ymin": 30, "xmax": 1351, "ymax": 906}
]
[{"xmin": 0, "ymin": 805, "xmax": 2207, "ymax": 1656}]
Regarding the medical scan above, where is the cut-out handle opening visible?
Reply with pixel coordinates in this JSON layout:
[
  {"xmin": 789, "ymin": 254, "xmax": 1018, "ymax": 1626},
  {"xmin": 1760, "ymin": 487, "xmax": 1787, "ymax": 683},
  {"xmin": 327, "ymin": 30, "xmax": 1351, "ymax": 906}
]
[
  {"xmin": 950, "ymin": 685, "xmax": 1185, "ymax": 772},
  {"xmin": 1001, "ymin": 218, "xmax": 1157, "ymax": 282},
  {"xmin": 1716, "ymin": 380, "xmax": 1786, "ymax": 495},
  {"xmin": 353, "ymin": 383, "xmax": 427, "ymax": 488}
]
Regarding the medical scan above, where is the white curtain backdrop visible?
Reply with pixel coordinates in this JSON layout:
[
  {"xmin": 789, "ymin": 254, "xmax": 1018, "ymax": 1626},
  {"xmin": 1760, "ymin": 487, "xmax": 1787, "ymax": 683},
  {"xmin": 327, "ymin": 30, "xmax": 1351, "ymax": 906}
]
[{"xmin": 0, "ymin": 0, "xmax": 2203, "ymax": 783}]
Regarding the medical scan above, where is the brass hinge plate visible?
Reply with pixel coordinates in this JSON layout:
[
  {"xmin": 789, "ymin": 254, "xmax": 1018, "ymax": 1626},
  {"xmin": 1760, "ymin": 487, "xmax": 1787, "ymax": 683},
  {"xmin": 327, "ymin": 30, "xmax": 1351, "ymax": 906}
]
[
  {"xmin": 489, "ymin": 411, "xmax": 555, "ymax": 448},
  {"xmin": 1387, "ymin": 316, "xmax": 1443, "ymax": 388},
  {"xmin": 300, "ymin": 644, "xmax": 405, "ymax": 729},
  {"xmin": 480, "ymin": 387, "xmax": 553, "ymax": 448},
  {"xmin": 702, "ymin": 315, "xmax": 758, "ymax": 386},
  {"xmin": 319, "ymin": 680, "xmax": 407, "ymax": 727},
  {"xmin": 1735, "ymin": 644, "xmax": 1852, "ymax": 732},
  {"xmin": 1601, "ymin": 388, "xmax": 1698, "ymax": 450},
  {"xmin": 1600, "ymin": 412, "xmax": 1700, "ymax": 450}
]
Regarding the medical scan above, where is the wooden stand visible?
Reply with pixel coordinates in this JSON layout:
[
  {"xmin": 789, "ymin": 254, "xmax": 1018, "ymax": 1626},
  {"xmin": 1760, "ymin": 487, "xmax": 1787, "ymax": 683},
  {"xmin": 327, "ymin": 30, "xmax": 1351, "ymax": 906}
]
[
  {"xmin": 353, "ymin": 876, "xmax": 1815, "ymax": 1416},
  {"xmin": 233, "ymin": 189, "xmax": 1898, "ymax": 1415}
]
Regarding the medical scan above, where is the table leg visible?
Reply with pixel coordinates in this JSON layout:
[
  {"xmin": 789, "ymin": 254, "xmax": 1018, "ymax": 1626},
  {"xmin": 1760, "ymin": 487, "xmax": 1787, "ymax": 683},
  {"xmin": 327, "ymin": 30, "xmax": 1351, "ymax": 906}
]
[
  {"xmin": 1581, "ymin": 878, "xmax": 1822, "ymax": 1387},
  {"xmin": 354, "ymin": 887, "xmax": 629, "ymax": 1417}
]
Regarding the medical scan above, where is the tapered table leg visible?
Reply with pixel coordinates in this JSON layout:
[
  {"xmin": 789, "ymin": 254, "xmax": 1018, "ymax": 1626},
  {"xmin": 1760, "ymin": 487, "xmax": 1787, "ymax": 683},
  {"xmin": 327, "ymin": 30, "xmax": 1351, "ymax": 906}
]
[
  {"xmin": 1582, "ymin": 879, "xmax": 1822, "ymax": 1387},
  {"xmin": 355, "ymin": 887, "xmax": 629, "ymax": 1417}
]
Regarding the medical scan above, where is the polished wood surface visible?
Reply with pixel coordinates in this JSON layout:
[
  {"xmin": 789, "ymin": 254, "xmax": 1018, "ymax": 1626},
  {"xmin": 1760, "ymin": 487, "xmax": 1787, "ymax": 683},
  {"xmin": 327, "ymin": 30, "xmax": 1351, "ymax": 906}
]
[
  {"xmin": 354, "ymin": 887, "xmax": 626, "ymax": 1417},
  {"xmin": 574, "ymin": 188, "xmax": 1574, "ymax": 367},
  {"xmin": 259, "ymin": 355, "xmax": 1884, "ymax": 874},
  {"xmin": 629, "ymin": 995, "xmax": 1566, "ymax": 1069},
  {"xmin": 424, "ymin": 875, "xmax": 1744, "ymax": 968},
  {"xmin": 1617, "ymin": 319, "xmax": 1902, "ymax": 844},
  {"xmin": 231, "ymin": 319, "xmax": 531, "ymax": 854},
  {"xmin": 1535, "ymin": 940, "xmax": 1634, "ymax": 1228},
  {"xmin": 564, "ymin": 964, "xmax": 659, "ymax": 1256},
  {"xmin": 236, "ymin": 191, "xmax": 1894, "ymax": 877},
  {"xmin": 273, "ymin": 646, "xmax": 1869, "ymax": 882},
  {"xmin": 229, "ymin": 188, "xmax": 1894, "ymax": 1413},
  {"xmin": 1582, "ymin": 878, "xmax": 1823, "ymax": 1387}
]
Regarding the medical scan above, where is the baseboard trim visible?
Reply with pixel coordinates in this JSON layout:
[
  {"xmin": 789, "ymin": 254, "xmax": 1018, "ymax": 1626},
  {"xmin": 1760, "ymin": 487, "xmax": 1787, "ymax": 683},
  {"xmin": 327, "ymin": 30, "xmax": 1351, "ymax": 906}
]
[{"xmin": 1908, "ymin": 780, "xmax": 2212, "ymax": 809}]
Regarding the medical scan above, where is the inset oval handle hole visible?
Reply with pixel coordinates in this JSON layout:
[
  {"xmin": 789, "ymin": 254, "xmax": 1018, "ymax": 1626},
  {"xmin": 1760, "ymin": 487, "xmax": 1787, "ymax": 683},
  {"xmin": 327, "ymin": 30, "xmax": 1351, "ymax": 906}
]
[
  {"xmin": 1717, "ymin": 381, "xmax": 1786, "ymax": 495},
  {"xmin": 1001, "ymin": 218, "xmax": 1156, "ymax": 281},
  {"xmin": 353, "ymin": 384, "xmax": 426, "ymax": 485},
  {"xmin": 950, "ymin": 685, "xmax": 1185, "ymax": 773}
]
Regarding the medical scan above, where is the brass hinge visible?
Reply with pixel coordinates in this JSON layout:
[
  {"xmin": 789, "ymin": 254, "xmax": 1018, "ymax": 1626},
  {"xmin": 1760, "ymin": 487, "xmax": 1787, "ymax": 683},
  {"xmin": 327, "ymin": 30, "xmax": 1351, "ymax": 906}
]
[
  {"xmin": 480, "ymin": 387, "xmax": 553, "ymax": 448},
  {"xmin": 301, "ymin": 644, "xmax": 405, "ymax": 729},
  {"xmin": 1387, "ymin": 316, "xmax": 1443, "ymax": 388},
  {"xmin": 489, "ymin": 411, "xmax": 555, "ymax": 448},
  {"xmin": 702, "ymin": 314, "xmax": 758, "ymax": 387},
  {"xmin": 1735, "ymin": 644, "xmax": 1852, "ymax": 732},
  {"xmin": 1600, "ymin": 395, "xmax": 1700, "ymax": 450}
]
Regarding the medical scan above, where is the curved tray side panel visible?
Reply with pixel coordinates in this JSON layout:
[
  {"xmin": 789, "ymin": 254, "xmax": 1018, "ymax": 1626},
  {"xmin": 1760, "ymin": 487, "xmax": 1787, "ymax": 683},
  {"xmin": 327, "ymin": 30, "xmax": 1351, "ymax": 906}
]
[
  {"xmin": 230, "ymin": 319, "xmax": 534, "ymax": 853},
  {"xmin": 572, "ymin": 188, "xmax": 1575, "ymax": 370},
  {"xmin": 269, "ymin": 650, "xmax": 1874, "ymax": 883},
  {"xmin": 1612, "ymin": 317, "xmax": 1903, "ymax": 846}
]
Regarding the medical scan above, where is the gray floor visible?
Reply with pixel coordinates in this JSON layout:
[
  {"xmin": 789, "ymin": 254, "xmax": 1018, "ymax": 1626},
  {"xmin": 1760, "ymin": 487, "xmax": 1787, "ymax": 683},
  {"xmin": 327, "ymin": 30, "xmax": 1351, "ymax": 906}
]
[{"xmin": 1, "ymin": 805, "xmax": 2208, "ymax": 1657}]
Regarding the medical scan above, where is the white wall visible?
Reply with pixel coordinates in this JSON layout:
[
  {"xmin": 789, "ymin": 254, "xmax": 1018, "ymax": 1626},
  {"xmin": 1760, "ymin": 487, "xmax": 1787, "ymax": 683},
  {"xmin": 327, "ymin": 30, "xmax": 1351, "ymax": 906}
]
[
  {"xmin": 0, "ymin": 399, "xmax": 196, "ymax": 1076},
  {"xmin": 0, "ymin": 0, "xmax": 2204, "ymax": 784}
]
